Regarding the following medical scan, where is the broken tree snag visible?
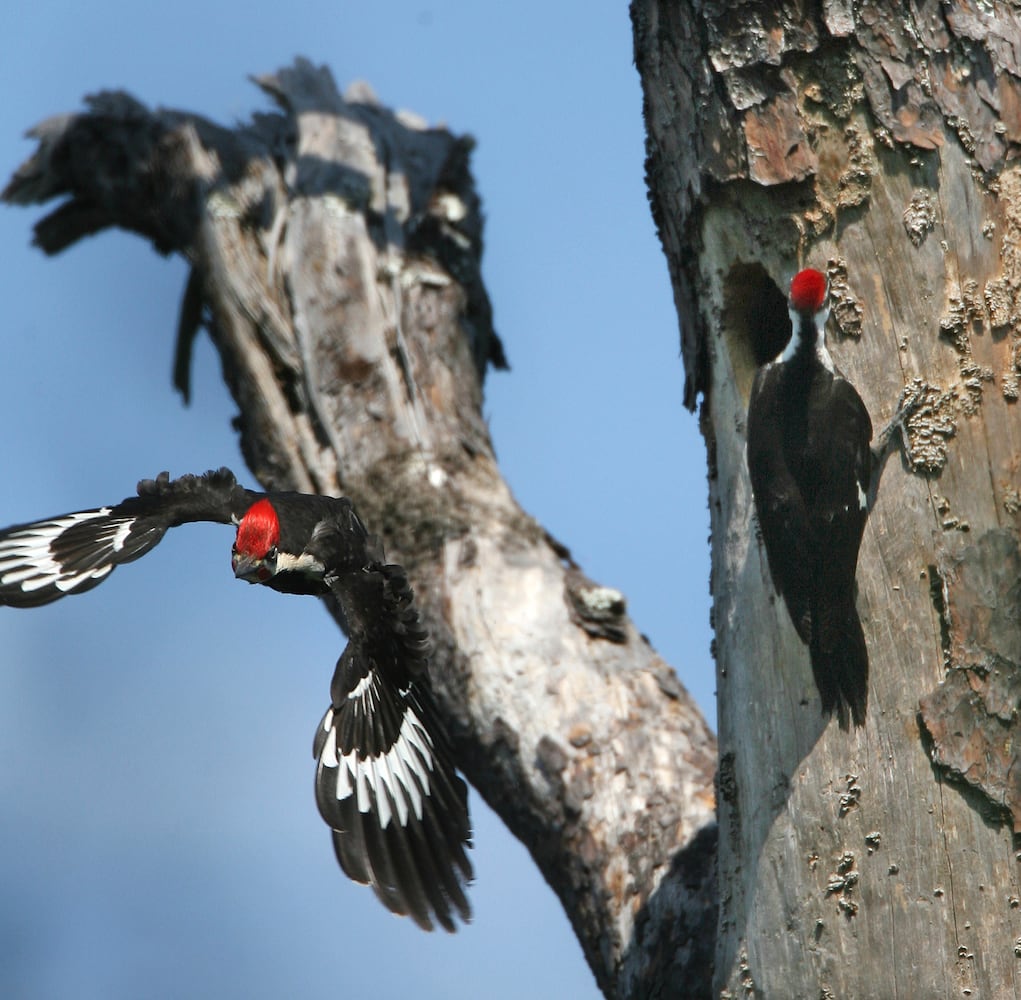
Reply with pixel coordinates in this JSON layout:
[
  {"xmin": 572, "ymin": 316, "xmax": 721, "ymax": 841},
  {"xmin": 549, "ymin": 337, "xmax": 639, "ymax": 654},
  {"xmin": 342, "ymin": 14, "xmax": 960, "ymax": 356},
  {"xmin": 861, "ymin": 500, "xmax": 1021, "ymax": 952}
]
[
  {"xmin": 633, "ymin": 0, "xmax": 1021, "ymax": 995},
  {"xmin": 920, "ymin": 530, "xmax": 1021, "ymax": 831},
  {"xmin": 4, "ymin": 58, "xmax": 718, "ymax": 997}
]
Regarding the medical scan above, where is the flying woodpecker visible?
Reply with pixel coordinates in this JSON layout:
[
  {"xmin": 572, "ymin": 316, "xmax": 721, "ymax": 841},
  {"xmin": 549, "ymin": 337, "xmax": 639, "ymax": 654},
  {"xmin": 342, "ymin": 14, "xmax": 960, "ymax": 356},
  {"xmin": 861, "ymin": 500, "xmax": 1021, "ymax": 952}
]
[
  {"xmin": 0, "ymin": 468, "xmax": 472, "ymax": 931},
  {"xmin": 746, "ymin": 268, "xmax": 873, "ymax": 729}
]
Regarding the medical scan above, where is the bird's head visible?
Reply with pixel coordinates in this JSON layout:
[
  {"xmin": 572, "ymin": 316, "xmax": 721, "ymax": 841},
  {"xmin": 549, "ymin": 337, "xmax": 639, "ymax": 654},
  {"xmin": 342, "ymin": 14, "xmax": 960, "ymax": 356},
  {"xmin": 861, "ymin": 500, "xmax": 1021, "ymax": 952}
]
[
  {"xmin": 232, "ymin": 498, "xmax": 280, "ymax": 584},
  {"xmin": 788, "ymin": 268, "xmax": 830, "ymax": 321}
]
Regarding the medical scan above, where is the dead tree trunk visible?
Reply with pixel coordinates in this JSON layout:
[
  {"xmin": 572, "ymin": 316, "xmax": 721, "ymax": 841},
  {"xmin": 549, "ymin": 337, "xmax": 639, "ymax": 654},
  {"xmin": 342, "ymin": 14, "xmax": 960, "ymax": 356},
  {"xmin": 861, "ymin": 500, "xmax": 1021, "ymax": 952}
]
[
  {"xmin": 3, "ymin": 61, "xmax": 716, "ymax": 997},
  {"xmin": 634, "ymin": 0, "xmax": 1021, "ymax": 995}
]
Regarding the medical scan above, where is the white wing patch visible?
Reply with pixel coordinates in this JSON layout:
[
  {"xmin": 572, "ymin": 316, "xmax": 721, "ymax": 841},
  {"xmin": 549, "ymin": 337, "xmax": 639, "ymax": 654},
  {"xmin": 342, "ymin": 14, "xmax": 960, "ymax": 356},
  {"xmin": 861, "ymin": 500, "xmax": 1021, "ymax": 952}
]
[
  {"xmin": 0, "ymin": 508, "xmax": 130, "ymax": 593},
  {"xmin": 318, "ymin": 701, "xmax": 436, "ymax": 831}
]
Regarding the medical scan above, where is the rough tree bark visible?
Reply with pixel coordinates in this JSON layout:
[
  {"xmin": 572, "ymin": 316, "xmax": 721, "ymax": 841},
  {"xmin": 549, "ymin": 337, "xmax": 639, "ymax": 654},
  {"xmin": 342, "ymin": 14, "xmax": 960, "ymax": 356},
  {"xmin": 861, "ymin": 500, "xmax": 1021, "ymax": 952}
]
[
  {"xmin": 634, "ymin": 0, "xmax": 1021, "ymax": 996},
  {"xmin": 3, "ymin": 61, "xmax": 717, "ymax": 997}
]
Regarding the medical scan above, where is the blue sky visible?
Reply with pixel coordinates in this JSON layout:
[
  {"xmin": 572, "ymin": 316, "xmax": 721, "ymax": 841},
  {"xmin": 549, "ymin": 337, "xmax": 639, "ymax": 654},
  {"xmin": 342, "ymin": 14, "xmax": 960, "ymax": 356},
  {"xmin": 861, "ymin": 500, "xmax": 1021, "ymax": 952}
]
[{"xmin": 0, "ymin": 4, "xmax": 713, "ymax": 997}]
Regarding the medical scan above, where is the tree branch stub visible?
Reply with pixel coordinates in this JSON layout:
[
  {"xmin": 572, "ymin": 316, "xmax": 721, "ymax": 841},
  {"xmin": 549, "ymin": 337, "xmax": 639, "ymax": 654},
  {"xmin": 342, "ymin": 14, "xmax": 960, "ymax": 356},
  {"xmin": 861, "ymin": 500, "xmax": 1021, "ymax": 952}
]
[{"xmin": 4, "ymin": 57, "xmax": 717, "ymax": 998}]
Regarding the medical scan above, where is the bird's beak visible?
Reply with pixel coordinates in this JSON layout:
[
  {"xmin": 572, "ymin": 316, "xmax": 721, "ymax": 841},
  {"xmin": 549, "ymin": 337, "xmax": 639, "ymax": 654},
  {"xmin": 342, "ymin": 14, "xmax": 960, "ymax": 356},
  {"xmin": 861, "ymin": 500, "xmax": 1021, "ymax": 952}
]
[{"xmin": 232, "ymin": 552, "xmax": 270, "ymax": 584}]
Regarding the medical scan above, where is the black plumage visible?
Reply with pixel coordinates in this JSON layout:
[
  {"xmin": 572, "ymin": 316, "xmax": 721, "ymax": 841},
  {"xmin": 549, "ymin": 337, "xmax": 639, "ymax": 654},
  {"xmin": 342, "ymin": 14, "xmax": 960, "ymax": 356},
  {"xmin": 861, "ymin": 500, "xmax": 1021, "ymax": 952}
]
[
  {"xmin": 746, "ymin": 270, "xmax": 873, "ymax": 729},
  {"xmin": 0, "ymin": 467, "xmax": 472, "ymax": 929}
]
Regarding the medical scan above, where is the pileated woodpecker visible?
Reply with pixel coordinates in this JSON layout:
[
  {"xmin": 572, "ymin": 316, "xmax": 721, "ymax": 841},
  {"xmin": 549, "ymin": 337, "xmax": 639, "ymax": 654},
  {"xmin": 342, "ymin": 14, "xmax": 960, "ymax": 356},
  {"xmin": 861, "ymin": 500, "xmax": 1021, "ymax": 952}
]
[
  {"xmin": 746, "ymin": 268, "xmax": 873, "ymax": 729},
  {"xmin": 0, "ymin": 468, "xmax": 472, "ymax": 931}
]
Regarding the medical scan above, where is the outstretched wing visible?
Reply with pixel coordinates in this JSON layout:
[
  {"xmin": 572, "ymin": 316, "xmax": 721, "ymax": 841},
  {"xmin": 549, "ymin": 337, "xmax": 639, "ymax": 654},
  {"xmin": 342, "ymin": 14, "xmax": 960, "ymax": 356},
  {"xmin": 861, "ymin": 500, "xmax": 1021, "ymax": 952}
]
[
  {"xmin": 309, "ymin": 517, "xmax": 472, "ymax": 932},
  {"xmin": 0, "ymin": 468, "xmax": 253, "ymax": 607}
]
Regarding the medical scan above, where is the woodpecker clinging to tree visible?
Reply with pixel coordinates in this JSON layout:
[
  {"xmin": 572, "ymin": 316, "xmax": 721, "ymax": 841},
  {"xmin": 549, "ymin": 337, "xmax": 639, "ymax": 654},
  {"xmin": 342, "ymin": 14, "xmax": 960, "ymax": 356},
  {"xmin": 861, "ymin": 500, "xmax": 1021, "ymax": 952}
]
[
  {"xmin": 0, "ymin": 467, "xmax": 472, "ymax": 931},
  {"xmin": 746, "ymin": 268, "xmax": 873, "ymax": 729}
]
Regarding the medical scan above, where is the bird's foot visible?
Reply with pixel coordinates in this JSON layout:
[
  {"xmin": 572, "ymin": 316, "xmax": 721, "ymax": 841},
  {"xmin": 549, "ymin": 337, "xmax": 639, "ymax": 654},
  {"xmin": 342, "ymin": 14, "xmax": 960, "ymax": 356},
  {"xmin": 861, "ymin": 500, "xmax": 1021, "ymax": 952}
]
[{"xmin": 867, "ymin": 383, "xmax": 926, "ymax": 508}]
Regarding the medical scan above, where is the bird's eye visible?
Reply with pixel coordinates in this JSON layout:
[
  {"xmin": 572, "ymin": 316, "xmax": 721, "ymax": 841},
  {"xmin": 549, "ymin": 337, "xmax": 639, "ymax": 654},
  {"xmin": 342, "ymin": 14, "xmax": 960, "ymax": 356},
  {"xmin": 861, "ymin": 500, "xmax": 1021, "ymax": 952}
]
[{"xmin": 266, "ymin": 546, "xmax": 278, "ymax": 560}]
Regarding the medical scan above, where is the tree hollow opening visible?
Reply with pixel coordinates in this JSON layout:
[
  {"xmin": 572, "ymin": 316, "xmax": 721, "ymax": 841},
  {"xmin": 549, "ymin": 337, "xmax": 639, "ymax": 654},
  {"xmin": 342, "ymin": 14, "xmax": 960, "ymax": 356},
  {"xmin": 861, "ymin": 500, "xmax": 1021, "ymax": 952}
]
[{"xmin": 722, "ymin": 263, "xmax": 789, "ymax": 402}]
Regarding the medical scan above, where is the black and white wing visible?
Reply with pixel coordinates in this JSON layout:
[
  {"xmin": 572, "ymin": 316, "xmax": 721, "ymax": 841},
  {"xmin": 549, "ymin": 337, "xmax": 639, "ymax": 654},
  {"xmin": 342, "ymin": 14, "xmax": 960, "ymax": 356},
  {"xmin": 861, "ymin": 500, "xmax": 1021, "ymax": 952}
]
[
  {"xmin": 309, "ymin": 519, "xmax": 472, "ymax": 932},
  {"xmin": 0, "ymin": 468, "xmax": 252, "ymax": 607}
]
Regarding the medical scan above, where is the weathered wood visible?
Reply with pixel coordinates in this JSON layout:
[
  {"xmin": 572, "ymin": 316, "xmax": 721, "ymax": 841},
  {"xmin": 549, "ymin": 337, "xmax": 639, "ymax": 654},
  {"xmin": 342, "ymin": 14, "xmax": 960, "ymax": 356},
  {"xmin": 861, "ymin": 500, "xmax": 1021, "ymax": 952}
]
[
  {"xmin": 3, "ymin": 59, "xmax": 717, "ymax": 997},
  {"xmin": 634, "ymin": 0, "xmax": 1021, "ymax": 994}
]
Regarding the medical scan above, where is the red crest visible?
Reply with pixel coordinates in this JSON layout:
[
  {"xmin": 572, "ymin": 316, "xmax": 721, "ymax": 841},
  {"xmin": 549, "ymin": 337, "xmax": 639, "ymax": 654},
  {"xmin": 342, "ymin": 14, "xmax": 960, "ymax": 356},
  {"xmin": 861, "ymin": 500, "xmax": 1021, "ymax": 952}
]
[
  {"xmin": 235, "ymin": 498, "xmax": 280, "ymax": 558},
  {"xmin": 789, "ymin": 269, "xmax": 828, "ymax": 314}
]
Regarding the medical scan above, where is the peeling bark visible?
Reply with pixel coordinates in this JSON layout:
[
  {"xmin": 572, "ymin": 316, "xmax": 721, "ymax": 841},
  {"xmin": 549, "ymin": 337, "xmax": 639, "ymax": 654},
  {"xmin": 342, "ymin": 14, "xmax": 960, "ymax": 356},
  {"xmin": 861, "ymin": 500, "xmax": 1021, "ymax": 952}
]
[
  {"xmin": 921, "ymin": 530, "xmax": 1021, "ymax": 830},
  {"xmin": 3, "ymin": 59, "xmax": 716, "ymax": 997},
  {"xmin": 634, "ymin": 0, "xmax": 1021, "ymax": 995}
]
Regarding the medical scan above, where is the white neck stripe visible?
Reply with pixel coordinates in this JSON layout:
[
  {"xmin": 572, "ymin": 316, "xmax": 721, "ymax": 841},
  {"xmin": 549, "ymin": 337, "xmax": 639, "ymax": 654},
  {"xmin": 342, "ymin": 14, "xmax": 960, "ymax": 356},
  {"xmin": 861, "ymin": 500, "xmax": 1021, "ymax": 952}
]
[{"xmin": 778, "ymin": 304, "xmax": 835, "ymax": 372}]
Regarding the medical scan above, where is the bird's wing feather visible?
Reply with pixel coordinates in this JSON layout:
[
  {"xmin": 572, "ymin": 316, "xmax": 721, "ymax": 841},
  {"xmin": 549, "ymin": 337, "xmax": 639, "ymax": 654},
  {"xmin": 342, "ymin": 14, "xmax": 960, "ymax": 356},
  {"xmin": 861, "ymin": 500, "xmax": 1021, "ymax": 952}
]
[
  {"xmin": 747, "ymin": 365, "xmax": 814, "ymax": 642},
  {"xmin": 1, "ymin": 472, "xmax": 474, "ymax": 926},
  {"xmin": 0, "ymin": 468, "xmax": 252, "ymax": 607},
  {"xmin": 804, "ymin": 376, "xmax": 873, "ymax": 573},
  {"xmin": 308, "ymin": 516, "xmax": 472, "ymax": 932},
  {"xmin": 830, "ymin": 376, "xmax": 873, "ymax": 510}
]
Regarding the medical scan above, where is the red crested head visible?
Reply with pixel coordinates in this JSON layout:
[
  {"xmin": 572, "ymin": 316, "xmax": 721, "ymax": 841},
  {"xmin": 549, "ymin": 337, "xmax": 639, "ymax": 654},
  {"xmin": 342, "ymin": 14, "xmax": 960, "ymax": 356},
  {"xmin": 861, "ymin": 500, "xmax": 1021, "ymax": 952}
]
[
  {"xmin": 235, "ymin": 498, "xmax": 280, "ymax": 558},
  {"xmin": 789, "ymin": 268, "xmax": 828, "ymax": 315}
]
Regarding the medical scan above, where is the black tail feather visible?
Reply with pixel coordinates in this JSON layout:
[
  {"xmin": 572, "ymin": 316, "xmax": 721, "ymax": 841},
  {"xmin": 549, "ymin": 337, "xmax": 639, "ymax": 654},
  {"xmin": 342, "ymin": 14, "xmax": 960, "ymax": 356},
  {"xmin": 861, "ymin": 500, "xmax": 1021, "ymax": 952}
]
[{"xmin": 809, "ymin": 601, "xmax": 868, "ymax": 729}]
